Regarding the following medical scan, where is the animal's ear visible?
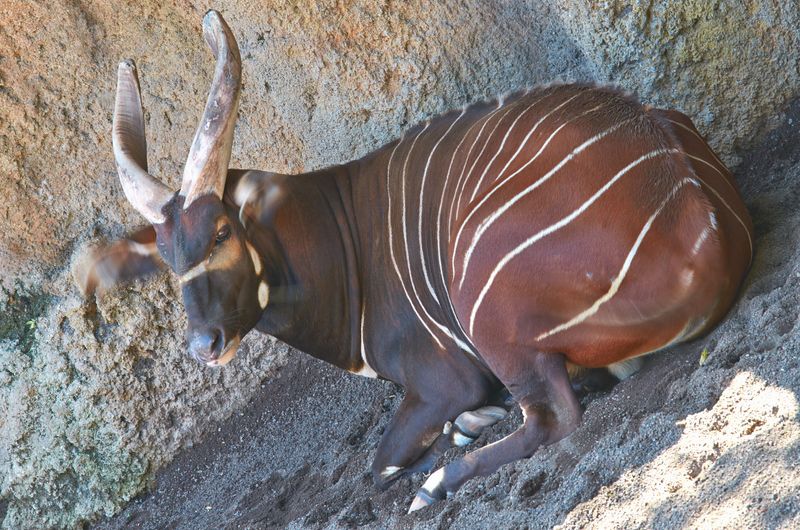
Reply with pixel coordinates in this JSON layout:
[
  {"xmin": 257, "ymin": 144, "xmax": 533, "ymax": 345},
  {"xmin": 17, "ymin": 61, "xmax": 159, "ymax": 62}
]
[
  {"xmin": 229, "ymin": 170, "xmax": 288, "ymax": 227},
  {"xmin": 73, "ymin": 226, "xmax": 164, "ymax": 296}
]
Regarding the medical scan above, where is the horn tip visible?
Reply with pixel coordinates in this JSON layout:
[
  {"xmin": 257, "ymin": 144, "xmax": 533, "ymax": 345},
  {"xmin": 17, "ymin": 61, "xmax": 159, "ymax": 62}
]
[
  {"xmin": 118, "ymin": 59, "xmax": 137, "ymax": 72},
  {"xmin": 203, "ymin": 9, "xmax": 222, "ymax": 27}
]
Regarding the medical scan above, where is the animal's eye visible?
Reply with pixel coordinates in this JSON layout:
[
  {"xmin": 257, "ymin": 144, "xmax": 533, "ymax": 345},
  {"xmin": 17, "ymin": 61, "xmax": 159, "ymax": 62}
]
[{"xmin": 215, "ymin": 225, "xmax": 231, "ymax": 244}]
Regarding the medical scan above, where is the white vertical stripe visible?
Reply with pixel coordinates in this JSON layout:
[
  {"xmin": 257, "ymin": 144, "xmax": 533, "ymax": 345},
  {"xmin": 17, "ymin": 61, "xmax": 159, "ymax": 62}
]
[
  {"xmin": 430, "ymin": 112, "xmax": 488, "ymax": 356},
  {"xmin": 357, "ymin": 302, "xmax": 378, "ymax": 378},
  {"xmin": 467, "ymin": 91, "xmax": 577, "ymax": 203},
  {"xmin": 450, "ymin": 103, "xmax": 607, "ymax": 289},
  {"xmin": 447, "ymin": 101, "xmax": 512, "ymax": 273},
  {"xmin": 691, "ymin": 224, "xmax": 713, "ymax": 256},
  {"xmin": 436, "ymin": 108, "xmax": 479, "ymax": 293},
  {"xmin": 457, "ymin": 120, "xmax": 630, "ymax": 290},
  {"xmin": 418, "ymin": 110, "xmax": 465, "ymax": 299},
  {"xmin": 683, "ymin": 154, "xmax": 753, "ymax": 258},
  {"xmin": 535, "ymin": 177, "xmax": 693, "ymax": 341},
  {"xmin": 453, "ymin": 104, "xmax": 520, "ymax": 222},
  {"xmin": 398, "ymin": 121, "xmax": 480, "ymax": 356},
  {"xmin": 385, "ymin": 126, "xmax": 446, "ymax": 349},
  {"xmin": 663, "ymin": 118, "xmax": 729, "ymax": 172},
  {"xmin": 467, "ymin": 148, "xmax": 677, "ymax": 334}
]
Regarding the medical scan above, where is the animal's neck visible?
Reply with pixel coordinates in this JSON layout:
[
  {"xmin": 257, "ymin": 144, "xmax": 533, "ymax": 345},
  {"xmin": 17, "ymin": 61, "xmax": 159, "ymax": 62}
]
[{"xmin": 253, "ymin": 165, "xmax": 365, "ymax": 372}]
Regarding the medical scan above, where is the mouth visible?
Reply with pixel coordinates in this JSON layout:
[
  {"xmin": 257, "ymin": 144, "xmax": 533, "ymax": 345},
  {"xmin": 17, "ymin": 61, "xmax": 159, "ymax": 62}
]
[{"xmin": 205, "ymin": 335, "xmax": 241, "ymax": 367}]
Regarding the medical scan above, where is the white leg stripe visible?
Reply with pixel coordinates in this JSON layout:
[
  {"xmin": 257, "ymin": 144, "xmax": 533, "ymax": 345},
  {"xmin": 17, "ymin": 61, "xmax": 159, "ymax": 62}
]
[
  {"xmin": 468, "ymin": 148, "xmax": 677, "ymax": 334},
  {"xmin": 458, "ymin": 120, "xmax": 631, "ymax": 291},
  {"xmin": 380, "ymin": 466, "xmax": 404, "ymax": 479},
  {"xmin": 535, "ymin": 177, "xmax": 693, "ymax": 341}
]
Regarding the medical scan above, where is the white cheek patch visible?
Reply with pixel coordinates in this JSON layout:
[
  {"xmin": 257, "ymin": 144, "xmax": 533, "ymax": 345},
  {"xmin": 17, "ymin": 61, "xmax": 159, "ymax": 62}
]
[
  {"xmin": 258, "ymin": 281, "xmax": 269, "ymax": 308},
  {"xmin": 246, "ymin": 242, "xmax": 262, "ymax": 275},
  {"xmin": 180, "ymin": 262, "xmax": 208, "ymax": 284}
]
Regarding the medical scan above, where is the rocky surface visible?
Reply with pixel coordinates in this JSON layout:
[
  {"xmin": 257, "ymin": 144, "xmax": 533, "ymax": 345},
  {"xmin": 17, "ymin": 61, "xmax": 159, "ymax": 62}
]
[{"xmin": 0, "ymin": 1, "xmax": 798, "ymax": 528}]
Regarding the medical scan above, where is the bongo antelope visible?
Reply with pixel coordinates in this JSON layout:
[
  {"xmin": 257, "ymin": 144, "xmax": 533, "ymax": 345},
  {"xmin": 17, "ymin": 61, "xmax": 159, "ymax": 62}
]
[{"xmin": 76, "ymin": 10, "xmax": 753, "ymax": 512}]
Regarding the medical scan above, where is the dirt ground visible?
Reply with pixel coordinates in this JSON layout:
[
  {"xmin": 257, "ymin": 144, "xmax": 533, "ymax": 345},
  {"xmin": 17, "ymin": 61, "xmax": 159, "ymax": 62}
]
[{"xmin": 92, "ymin": 102, "xmax": 800, "ymax": 529}]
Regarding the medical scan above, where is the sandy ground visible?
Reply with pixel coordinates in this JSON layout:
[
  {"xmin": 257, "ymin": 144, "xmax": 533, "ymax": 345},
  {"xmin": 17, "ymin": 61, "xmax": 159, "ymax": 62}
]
[{"xmin": 92, "ymin": 101, "xmax": 800, "ymax": 529}]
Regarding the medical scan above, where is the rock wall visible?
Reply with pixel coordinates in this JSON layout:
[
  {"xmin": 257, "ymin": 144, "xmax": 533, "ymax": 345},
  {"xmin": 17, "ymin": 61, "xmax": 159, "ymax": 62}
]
[{"xmin": 0, "ymin": 1, "xmax": 797, "ymax": 528}]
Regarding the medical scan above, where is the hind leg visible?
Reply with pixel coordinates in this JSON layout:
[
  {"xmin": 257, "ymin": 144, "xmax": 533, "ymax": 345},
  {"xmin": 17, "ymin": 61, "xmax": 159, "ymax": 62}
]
[{"xmin": 409, "ymin": 352, "xmax": 580, "ymax": 511}]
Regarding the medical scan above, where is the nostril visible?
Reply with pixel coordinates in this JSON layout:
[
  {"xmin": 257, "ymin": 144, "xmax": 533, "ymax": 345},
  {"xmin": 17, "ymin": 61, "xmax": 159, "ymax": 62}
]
[
  {"xmin": 189, "ymin": 329, "xmax": 224, "ymax": 361},
  {"xmin": 208, "ymin": 330, "xmax": 223, "ymax": 358}
]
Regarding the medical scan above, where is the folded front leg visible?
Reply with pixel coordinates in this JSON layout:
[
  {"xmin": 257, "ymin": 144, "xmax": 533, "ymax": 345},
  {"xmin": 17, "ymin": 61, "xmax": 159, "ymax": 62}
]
[{"xmin": 371, "ymin": 385, "xmax": 492, "ymax": 489}]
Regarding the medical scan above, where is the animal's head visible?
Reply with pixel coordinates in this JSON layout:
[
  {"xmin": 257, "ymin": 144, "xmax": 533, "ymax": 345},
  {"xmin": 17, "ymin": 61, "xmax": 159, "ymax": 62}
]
[{"xmin": 99, "ymin": 11, "xmax": 268, "ymax": 366}]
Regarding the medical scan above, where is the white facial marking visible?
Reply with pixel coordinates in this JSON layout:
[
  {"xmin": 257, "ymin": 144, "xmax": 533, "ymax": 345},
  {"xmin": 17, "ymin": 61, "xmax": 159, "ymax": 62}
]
[
  {"xmin": 180, "ymin": 262, "xmax": 207, "ymax": 284},
  {"xmin": 258, "ymin": 281, "xmax": 269, "ymax": 308},
  {"xmin": 234, "ymin": 172, "xmax": 259, "ymax": 206},
  {"xmin": 235, "ymin": 172, "xmax": 263, "ymax": 226},
  {"xmin": 246, "ymin": 242, "xmax": 262, "ymax": 275},
  {"xmin": 536, "ymin": 177, "xmax": 693, "ymax": 341}
]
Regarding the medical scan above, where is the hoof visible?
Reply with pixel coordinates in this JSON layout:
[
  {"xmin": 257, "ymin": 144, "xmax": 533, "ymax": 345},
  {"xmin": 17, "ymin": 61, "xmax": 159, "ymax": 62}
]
[
  {"xmin": 408, "ymin": 468, "xmax": 447, "ymax": 513},
  {"xmin": 451, "ymin": 405, "xmax": 508, "ymax": 446},
  {"xmin": 408, "ymin": 488, "xmax": 439, "ymax": 513}
]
